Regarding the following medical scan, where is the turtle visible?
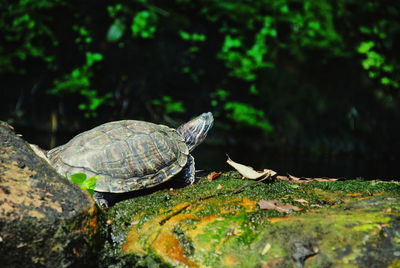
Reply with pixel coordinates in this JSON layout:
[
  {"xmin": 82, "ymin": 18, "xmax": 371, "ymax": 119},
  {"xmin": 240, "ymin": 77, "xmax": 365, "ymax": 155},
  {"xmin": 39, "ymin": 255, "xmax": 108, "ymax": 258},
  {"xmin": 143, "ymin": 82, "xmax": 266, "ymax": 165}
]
[{"xmin": 47, "ymin": 112, "xmax": 214, "ymax": 207}]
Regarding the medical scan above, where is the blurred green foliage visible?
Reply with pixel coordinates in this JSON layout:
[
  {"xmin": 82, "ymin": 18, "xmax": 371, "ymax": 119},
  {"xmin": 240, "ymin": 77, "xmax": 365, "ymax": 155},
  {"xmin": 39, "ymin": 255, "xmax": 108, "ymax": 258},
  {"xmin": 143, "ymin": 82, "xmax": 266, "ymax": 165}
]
[
  {"xmin": 48, "ymin": 51, "xmax": 112, "ymax": 118},
  {"xmin": 131, "ymin": 10, "xmax": 157, "ymax": 39},
  {"xmin": 151, "ymin": 96, "xmax": 186, "ymax": 114},
  {"xmin": 224, "ymin": 102, "xmax": 273, "ymax": 132},
  {"xmin": 1, "ymin": 0, "xmax": 400, "ymax": 154}
]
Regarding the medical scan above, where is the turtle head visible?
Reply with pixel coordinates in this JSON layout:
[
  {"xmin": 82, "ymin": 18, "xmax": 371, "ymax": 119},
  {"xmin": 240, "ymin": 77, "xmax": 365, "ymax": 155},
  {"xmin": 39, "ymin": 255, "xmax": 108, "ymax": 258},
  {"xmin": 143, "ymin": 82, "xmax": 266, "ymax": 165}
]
[{"xmin": 177, "ymin": 112, "xmax": 214, "ymax": 152}]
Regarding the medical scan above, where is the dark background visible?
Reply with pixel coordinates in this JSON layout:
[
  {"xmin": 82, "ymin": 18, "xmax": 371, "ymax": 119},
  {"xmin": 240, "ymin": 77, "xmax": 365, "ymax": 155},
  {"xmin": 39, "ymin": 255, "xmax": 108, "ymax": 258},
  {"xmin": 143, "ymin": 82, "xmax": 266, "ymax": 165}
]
[{"xmin": 1, "ymin": 0, "xmax": 399, "ymax": 179}]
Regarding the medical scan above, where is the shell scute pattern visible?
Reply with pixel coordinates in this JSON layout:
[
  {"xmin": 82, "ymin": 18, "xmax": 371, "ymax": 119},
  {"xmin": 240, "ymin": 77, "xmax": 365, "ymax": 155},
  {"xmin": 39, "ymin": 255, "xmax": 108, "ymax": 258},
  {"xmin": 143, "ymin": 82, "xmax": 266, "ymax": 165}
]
[
  {"xmin": 124, "ymin": 133, "xmax": 167, "ymax": 177},
  {"xmin": 99, "ymin": 140, "xmax": 132, "ymax": 177},
  {"xmin": 83, "ymin": 130, "xmax": 114, "ymax": 150},
  {"xmin": 47, "ymin": 120, "xmax": 189, "ymax": 193},
  {"xmin": 151, "ymin": 131, "xmax": 177, "ymax": 165}
]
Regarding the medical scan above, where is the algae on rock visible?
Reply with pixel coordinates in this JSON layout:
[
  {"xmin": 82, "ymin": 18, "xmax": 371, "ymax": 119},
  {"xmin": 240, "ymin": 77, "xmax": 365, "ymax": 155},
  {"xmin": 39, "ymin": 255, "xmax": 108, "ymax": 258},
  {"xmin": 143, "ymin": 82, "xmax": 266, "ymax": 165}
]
[{"xmin": 99, "ymin": 172, "xmax": 400, "ymax": 267}]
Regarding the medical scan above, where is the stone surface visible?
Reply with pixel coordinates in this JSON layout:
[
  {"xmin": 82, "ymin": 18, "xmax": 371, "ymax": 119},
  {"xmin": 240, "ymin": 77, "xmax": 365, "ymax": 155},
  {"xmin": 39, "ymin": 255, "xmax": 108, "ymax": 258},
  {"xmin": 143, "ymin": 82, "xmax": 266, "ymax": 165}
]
[
  {"xmin": 0, "ymin": 121, "xmax": 98, "ymax": 268},
  {"xmin": 100, "ymin": 171, "xmax": 400, "ymax": 267}
]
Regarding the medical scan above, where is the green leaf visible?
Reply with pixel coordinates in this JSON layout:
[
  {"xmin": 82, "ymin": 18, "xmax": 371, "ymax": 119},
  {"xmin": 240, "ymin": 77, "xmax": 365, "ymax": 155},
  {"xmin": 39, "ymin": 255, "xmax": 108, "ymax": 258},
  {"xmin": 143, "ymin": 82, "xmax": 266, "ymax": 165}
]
[
  {"xmin": 280, "ymin": 5, "xmax": 289, "ymax": 13},
  {"xmin": 380, "ymin": 77, "xmax": 390, "ymax": 85},
  {"xmin": 383, "ymin": 65, "xmax": 394, "ymax": 72},
  {"xmin": 86, "ymin": 52, "xmax": 103, "ymax": 67},
  {"xmin": 78, "ymin": 103, "xmax": 87, "ymax": 110},
  {"xmin": 162, "ymin": 95, "xmax": 172, "ymax": 102},
  {"xmin": 81, "ymin": 176, "xmax": 98, "ymax": 191},
  {"xmin": 249, "ymin": 84, "xmax": 259, "ymax": 95},
  {"xmin": 214, "ymin": 89, "xmax": 230, "ymax": 101},
  {"xmin": 179, "ymin": 30, "xmax": 191, "ymax": 40},
  {"xmin": 69, "ymin": 173, "xmax": 97, "ymax": 195},
  {"xmin": 222, "ymin": 35, "xmax": 242, "ymax": 52},
  {"xmin": 359, "ymin": 27, "xmax": 371, "ymax": 34},
  {"xmin": 357, "ymin": 41, "xmax": 375, "ymax": 54},
  {"xmin": 71, "ymin": 68, "xmax": 81, "ymax": 78},
  {"xmin": 224, "ymin": 101, "xmax": 273, "ymax": 133},
  {"xmin": 132, "ymin": 10, "xmax": 157, "ymax": 39},
  {"xmin": 152, "ymin": 96, "xmax": 186, "ymax": 114},
  {"xmin": 308, "ymin": 21, "xmax": 320, "ymax": 30},
  {"xmin": 79, "ymin": 27, "xmax": 88, "ymax": 36},
  {"xmin": 180, "ymin": 31, "xmax": 206, "ymax": 42},
  {"xmin": 151, "ymin": 99, "xmax": 161, "ymax": 105},
  {"xmin": 165, "ymin": 101, "xmax": 185, "ymax": 113},
  {"xmin": 70, "ymin": 173, "xmax": 87, "ymax": 186}
]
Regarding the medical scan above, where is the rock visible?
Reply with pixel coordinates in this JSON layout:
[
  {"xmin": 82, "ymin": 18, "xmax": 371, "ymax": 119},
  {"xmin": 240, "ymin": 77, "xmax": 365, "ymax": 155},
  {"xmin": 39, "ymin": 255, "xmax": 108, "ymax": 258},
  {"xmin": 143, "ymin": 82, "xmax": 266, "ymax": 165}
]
[
  {"xmin": 0, "ymin": 121, "xmax": 98, "ymax": 268},
  {"xmin": 100, "ymin": 171, "xmax": 400, "ymax": 267}
]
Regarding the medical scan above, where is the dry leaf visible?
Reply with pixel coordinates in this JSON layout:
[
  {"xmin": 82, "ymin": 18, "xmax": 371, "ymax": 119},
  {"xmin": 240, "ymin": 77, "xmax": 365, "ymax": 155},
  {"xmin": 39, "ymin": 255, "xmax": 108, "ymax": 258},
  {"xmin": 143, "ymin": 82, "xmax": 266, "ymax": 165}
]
[
  {"xmin": 312, "ymin": 177, "xmax": 339, "ymax": 182},
  {"xmin": 293, "ymin": 198, "xmax": 309, "ymax": 204},
  {"xmin": 258, "ymin": 200, "xmax": 302, "ymax": 213},
  {"xmin": 207, "ymin": 172, "xmax": 222, "ymax": 182},
  {"xmin": 217, "ymin": 184, "xmax": 223, "ymax": 190},
  {"xmin": 346, "ymin": 193, "xmax": 362, "ymax": 197},
  {"xmin": 226, "ymin": 154, "xmax": 277, "ymax": 180},
  {"xmin": 288, "ymin": 174, "xmax": 301, "ymax": 181},
  {"xmin": 277, "ymin": 175, "xmax": 339, "ymax": 184},
  {"xmin": 261, "ymin": 243, "xmax": 271, "ymax": 255}
]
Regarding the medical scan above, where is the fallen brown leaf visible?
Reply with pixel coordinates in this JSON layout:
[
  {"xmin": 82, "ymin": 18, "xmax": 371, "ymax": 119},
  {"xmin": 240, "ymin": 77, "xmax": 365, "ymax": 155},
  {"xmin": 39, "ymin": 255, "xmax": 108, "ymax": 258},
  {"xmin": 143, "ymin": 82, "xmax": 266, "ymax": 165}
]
[
  {"xmin": 312, "ymin": 177, "xmax": 339, "ymax": 182},
  {"xmin": 277, "ymin": 175, "xmax": 339, "ymax": 183},
  {"xmin": 287, "ymin": 174, "xmax": 301, "ymax": 181},
  {"xmin": 258, "ymin": 200, "xmax": 302, "ymax": 213},
  {"xmin": 226, "ymin": 154, "xmax": 277, "ymax": 180},
  {"xmin": 261, "ymin": 243, "xmax": 271, "ymax": 255},
  {"xmin": 293, "ymin": 198, "xmax": 309, "ymax": 204},
  {"xmin": 346, "ymin": 193, "xmax": 362, "ymax": 197},
  {"xmin": 207, "ymin": 171, "xmax": 222, "ymax": 182}
]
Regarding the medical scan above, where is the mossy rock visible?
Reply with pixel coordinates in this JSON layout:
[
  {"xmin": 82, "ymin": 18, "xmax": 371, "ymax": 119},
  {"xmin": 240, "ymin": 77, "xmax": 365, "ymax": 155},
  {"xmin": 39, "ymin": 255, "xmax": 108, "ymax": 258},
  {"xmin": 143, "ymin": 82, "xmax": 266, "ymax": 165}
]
[
  {"xmin": 0, "ymin": 122, "xmax": 99, "ymax": 268},
  {"xmin": 100, "ymin": 172, "xmax": 400, "ymax": 267}
]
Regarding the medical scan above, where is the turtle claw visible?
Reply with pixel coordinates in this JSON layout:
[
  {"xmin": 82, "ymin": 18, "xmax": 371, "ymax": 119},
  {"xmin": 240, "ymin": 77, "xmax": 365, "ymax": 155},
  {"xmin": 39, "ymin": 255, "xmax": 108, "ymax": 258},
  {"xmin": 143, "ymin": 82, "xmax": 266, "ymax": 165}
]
[{"xmin": 93, "ymin": 191, "xmax": 109, "ymax": 208}]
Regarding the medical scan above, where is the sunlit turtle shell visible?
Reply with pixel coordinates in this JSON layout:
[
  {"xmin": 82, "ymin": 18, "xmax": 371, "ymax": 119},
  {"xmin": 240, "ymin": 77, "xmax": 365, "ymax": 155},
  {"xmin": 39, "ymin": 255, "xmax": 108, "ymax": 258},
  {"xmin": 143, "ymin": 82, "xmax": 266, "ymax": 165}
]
[{"xmin": 47, "ymin": 120, "xmax": 189, "ymax": 193}]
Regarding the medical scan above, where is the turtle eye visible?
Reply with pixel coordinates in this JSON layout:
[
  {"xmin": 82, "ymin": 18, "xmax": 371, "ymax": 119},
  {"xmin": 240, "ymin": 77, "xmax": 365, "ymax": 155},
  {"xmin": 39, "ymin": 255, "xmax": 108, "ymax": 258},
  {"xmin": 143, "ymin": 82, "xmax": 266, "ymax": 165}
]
[{"xmin": 186, "ymin": 122, "xmax": 195, "ymax": 130}]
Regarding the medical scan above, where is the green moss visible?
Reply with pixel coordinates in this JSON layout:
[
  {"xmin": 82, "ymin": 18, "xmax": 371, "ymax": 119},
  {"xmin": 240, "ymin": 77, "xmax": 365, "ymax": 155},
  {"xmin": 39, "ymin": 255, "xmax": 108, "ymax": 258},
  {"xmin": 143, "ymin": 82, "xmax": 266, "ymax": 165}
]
[
  {"xmin": 302, "ymin": 179, "xmax": 400, "ymax": 194},
  {"xmin": 100, "ymin": 172, "xmax": 400, "ymax": 267}
]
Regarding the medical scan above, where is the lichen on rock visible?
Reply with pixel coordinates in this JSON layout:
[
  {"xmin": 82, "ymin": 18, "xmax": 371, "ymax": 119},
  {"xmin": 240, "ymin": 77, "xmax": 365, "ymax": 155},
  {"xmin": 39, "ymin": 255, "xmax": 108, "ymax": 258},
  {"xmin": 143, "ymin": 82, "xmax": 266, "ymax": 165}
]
[
  {"xmin": 0, "ymin": 121, "xmax": 99, "ymax": 268},
  {"xmin": 100, "ymin": 171, "xmax": 400, "ymax": 267}
]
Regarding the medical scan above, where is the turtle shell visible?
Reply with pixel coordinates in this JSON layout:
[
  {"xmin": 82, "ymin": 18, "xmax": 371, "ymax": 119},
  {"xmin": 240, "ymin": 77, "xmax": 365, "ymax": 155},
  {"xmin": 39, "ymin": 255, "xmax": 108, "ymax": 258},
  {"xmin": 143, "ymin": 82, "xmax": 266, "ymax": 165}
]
[{"xmin": 47, "ymin": 120, "xmax": 189, "ymax": 193}]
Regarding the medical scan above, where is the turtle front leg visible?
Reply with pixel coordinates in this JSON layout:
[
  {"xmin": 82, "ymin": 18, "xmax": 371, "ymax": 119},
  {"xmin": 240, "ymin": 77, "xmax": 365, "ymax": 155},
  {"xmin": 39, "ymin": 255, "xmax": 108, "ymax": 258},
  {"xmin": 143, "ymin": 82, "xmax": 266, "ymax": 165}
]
[
  {"xmin": 93, "ymin": 191, "xmax": 112, "ymax": 208},
  {"xmin": 182, "ymin": 155, "xmax": 195, "ymax": 184}
]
